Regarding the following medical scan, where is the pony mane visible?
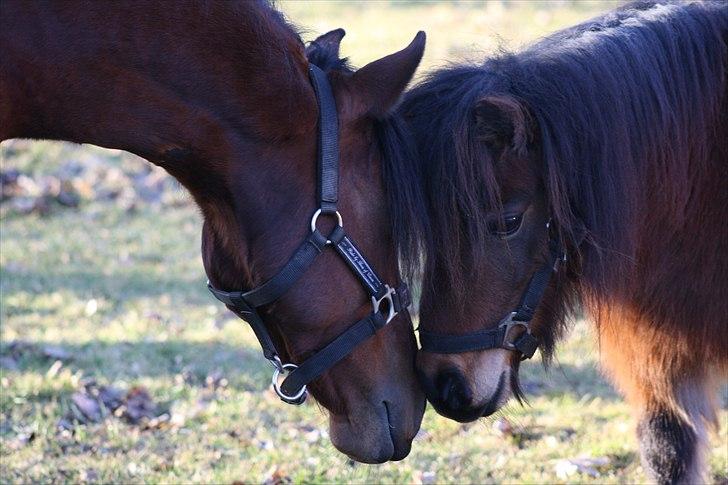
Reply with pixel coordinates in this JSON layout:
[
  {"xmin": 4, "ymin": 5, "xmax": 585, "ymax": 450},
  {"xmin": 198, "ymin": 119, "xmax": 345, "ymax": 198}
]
[{"xmin": 400, "ymin": 0, "xmax": 728, "ymax": 351}]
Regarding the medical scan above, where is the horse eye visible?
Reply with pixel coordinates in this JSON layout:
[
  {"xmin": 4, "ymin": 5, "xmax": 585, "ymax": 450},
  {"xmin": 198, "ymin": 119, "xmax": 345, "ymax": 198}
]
[{"xmin": 488, "ymin": 213, "xmax": 523, "ymax": 237}]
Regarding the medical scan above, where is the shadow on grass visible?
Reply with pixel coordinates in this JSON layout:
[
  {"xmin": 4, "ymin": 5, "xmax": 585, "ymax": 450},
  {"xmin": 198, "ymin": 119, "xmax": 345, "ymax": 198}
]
[
  {"xmin": 1, "ymin": 268, "xmax": 211, "ymax": 306},
  {"xmin": 1, "ymin": 339, "xmax": 270, "ymax": 392},
  {"xmin": 1, "ymin": 338, "xmax": 624, "ymax": 404},
  {"xmin": 522, "ymin": 360, "xmax": 728, "ymax": 407},
  {"xmin": 519, "ymin": 359, "xmax": 621, "ymax": 402}
]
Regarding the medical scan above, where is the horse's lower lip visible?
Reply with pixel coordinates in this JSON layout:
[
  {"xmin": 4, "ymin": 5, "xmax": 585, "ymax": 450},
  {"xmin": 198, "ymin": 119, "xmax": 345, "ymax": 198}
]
[
  {"xmin": 384, "ymin": 400, "xmax": 394, "ymax": 434},
  {"xmin": 384, "ymin": 401, "xmax": 412, "ymax": 461},
  {"xmin": 336, "ymin": 402, "xmax": 405, "ymax": 463},
  {"xmin": 436, "ymin": 404, "xmax": 486, "ymax": 423},
  {"xmin": 383, "ymin": 400, "xmax": 412, "ymax": 461}
]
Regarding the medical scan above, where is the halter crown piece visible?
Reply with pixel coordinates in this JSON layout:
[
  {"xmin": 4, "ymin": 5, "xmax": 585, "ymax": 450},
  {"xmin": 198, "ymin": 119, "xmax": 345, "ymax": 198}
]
[{"xmin": 207, "ymin": 65, "xmax": 410, "ymax": 405}]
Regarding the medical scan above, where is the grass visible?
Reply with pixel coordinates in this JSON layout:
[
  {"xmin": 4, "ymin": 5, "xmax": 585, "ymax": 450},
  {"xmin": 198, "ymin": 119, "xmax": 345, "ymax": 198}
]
[{"xmin": 1, "ymin": 1, "xmax": 727, "ymax": 483}]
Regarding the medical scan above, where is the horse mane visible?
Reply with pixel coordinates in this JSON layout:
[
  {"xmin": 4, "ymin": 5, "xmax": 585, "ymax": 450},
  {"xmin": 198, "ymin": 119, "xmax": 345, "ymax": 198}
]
[
  {"xmin": 305, "ymin": 40, "xmax": 430, "ymax": 281},
  {"xmin": 400, "ymin": 1, "xmax": 728, "ymax": 354}
]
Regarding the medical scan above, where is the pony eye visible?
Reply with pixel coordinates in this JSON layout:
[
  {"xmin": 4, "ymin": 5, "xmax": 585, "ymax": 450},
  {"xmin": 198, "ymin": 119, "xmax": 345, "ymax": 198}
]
[{"xmin": 488, "ymin": 213, "xmax": 523, "ymax": 237}]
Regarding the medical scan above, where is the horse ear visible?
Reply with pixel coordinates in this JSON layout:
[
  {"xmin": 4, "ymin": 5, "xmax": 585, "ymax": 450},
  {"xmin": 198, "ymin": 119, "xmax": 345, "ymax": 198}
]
[
  {"xmin": 350, "ymin": 31, "xmax": 426, "ymax": 118},
  {"xmin": 474, "ymin": 95, "xmax": 529, "ymax": 155},
  {"xmin": 306, "ymin": 28, "xmax": 346, "ymax": 59}
]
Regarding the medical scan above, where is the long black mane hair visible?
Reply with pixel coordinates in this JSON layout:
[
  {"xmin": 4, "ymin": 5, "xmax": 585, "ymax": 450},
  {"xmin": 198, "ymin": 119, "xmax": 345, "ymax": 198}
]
[{"xmin": 398, "ymin": 0, "xmax": 727, "ymax": 319}]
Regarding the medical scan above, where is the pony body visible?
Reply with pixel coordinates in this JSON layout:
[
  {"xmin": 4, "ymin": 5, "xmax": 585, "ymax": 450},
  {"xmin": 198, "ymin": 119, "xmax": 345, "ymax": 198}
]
[{"xmin": 400, "ymin": 1, "xmax": 727, "ymax": 482}]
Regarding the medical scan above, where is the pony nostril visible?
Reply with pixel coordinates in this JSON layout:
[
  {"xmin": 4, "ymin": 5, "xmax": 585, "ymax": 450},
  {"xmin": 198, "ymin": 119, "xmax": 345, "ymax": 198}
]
[{"xmin": 436, "ymin": 370, "xmax": 472, "ymax": 412}]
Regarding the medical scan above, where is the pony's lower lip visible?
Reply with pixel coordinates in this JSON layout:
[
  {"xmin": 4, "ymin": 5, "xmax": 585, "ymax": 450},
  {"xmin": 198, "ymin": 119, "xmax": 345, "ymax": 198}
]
[
  {"xmin": 480, "ymin": 371, "xmax": 508, "ymax": 417},
  {"xmin": 436, "ymin": 404, "xmax": 487, "ymax": 423}
]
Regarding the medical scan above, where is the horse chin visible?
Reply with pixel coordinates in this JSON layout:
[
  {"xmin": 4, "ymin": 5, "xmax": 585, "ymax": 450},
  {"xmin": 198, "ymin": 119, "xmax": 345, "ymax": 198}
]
[{"xmin": 327, "ymin": 400, "xmax": 417, "ymax": 464}]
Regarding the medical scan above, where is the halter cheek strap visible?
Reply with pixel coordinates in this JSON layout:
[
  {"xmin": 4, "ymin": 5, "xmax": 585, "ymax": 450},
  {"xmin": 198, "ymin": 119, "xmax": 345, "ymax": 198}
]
[
  {"xmin": 207, "ymin": 65, "xmax": 411, "ymax": 405},
  {"xmin": 418, "ymin": 226, "xmax": 568, "ymax": 360}
]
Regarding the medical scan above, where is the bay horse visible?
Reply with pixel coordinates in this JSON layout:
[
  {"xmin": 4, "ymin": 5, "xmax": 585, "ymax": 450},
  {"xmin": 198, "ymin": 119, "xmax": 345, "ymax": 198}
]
[
  {"xmin": 399, "ymin": 1, "xmax": 727, "ymax": 482},
  {"xmin": 0, "ymin": 1, "xmax": 429, "ymax": 463}
]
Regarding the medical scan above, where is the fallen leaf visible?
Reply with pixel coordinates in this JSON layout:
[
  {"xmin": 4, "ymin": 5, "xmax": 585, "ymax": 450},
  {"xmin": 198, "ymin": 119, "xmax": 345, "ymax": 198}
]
[
  {"xmin": 80, "ymin": 468, "xmax": 99, "ymax": 483},
  {"xmin": 79, "ymin": 380, "xmax": 121, "ymax": 411},
  {"xmin": 303, "ymin": 427, "xmax": 321, "ymax": 444},
  {"xmin": 121, "ymin": 386, "xmax": 157, "ymax": 424},
  {"xmin": 57, "ymin": 188, "xmax": 80, "ymax": 208},
  {"xmin": 412, "ymin": 471, "xmax": 437, "ymax": 485},
  {"xmin": 263, "ymin": 465, "xmax": 291, "ymax": 485},
  {"xmin": 554, "ymin": 459, "xmax": 579, "ymax": 479},
  {"xmin": 57, "ymin": 418, "xmax": 74, "ymax": 431},
  {"xmin": 554, "ymin": 456, "xmax": 610, "ymax": 479},
  {"xmin": 46, "ymin": 360, "xmax": 63, "ymax": 378},
  {"xmin": 15, "ymin": 174, "xmax": 41, "ymax": 197},
  {"xmin": 143, "ymin": 413, "xmax": 172, "ymax": 430},
  {"xmin": 7, "ymin": 430, "xmax": 35, "ymax": 450},
  {"xmin": 97, "ymin": 385, "xmax": 125, "ymax": 412},
  {"xmin": 205, "ymin": 369, "xmax": 228, "ymax": 390},
  {"xmin": 256, "ymin": 439, "xmax": 275, "ymax": 451},
  {"xmin": 84, "ymin": 299, "xmax": 98, "ymax": 316},
  {"xmin": 71, "ymin": 392, "xmax": 102, "ymax": 423},
  {"xmin": 492, "ymin": 417, "xmax": 513, "ymax": 436}
]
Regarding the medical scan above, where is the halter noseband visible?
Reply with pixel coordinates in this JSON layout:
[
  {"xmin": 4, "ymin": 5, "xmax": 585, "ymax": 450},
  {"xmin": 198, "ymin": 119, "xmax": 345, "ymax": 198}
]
[
  {"xmin": 207, "ymin": 65, "xmax": 410, "ymax": 404},
  {"xmin": 418, "ymin": 224, "xmax": 567, "ymax": 360}
]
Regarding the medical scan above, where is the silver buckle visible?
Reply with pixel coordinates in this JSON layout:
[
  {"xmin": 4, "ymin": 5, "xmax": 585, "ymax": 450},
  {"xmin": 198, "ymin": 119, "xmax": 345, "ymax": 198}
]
[
  {"xmin": 310, "ymin": 209, "xmax": 343, "ymax": 244},
  {"xmin": 270, "ymin": 356, "xmax": 307, "ymax": 405},
  {"xmin": 371, "ymin": 284, "xmax": 397, "ymax": 324},
  {"xmin": 498, "ymin": 312, "xmax": 530, "ymax": 350}
]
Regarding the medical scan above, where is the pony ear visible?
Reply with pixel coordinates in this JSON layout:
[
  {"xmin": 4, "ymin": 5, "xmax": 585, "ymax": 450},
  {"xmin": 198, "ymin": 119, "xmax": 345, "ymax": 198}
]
[
  {"xmin": 474, "ymin": 95, "xmax": 529, "ymax": 155},
  {"xmin": 306, "ymin": 28, "xmax": 346, "ymax": 59},
  {"xmin": 350, "ymin": 31, "xmax": 426, "ymax": 118}
]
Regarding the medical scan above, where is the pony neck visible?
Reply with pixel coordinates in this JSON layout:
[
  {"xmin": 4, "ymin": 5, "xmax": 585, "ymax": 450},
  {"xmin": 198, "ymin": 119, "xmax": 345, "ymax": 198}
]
[{"xmin": 0, "ymin": 1, "xmax": 316, "ymax": 172}]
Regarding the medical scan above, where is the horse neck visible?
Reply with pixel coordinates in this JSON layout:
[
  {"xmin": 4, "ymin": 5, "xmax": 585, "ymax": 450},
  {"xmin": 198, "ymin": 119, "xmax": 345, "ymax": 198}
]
[{"xmin": 0, "ymin": 1, "xmax": 316, "ymax": 183}]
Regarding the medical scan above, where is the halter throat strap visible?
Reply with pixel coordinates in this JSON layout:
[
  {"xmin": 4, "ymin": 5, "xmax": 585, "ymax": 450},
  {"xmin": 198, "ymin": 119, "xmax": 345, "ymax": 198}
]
[{"xmin": 206, "ymin": 64, "xmax": 410, "ymax": 404}]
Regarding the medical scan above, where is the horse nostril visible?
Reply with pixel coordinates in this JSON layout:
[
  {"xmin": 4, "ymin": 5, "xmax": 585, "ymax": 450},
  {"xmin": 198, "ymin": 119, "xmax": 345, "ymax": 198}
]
[{"xmin": 436, "ymin": 370, "xmax": 472, "ymax": 412}]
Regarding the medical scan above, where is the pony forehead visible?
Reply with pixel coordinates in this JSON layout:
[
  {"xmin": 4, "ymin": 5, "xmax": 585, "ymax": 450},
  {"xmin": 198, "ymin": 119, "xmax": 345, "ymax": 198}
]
[{"xmin": 401, "ymin": 0, "xmax": 726, "ymax": 294}]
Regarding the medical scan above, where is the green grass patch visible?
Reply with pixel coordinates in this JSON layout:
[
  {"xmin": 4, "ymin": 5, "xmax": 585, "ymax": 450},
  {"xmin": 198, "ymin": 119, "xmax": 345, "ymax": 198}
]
[{"xmin": 1, "ymin": 2, "xmax": 726, "ymax": 483}]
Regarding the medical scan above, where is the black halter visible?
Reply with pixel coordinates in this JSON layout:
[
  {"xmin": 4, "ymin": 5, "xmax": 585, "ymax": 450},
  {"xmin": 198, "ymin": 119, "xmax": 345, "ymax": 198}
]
[
  {"xmin": 207, "ymin": 65, "xmax": 410, "ymax": 404},
  {"xmin": 418, "ymin": 225, "xmax": 566, "ymax": 360}
]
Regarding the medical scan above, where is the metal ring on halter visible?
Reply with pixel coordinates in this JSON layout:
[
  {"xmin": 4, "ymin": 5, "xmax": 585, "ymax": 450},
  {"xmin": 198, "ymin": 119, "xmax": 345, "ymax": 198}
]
[
  {"xmin": 310, "ymin": 208, "xmax": 343, "ymax": 233},
  {"xmin": 371, "ymin": 284, "xmax": 397, "ymax": 324},
  {"xmin": 269, "ymin": 354, "xmax": 284, "ymax": 372},
  {"xmin": 271, "ymin": 362, "xmax": 307, "ymax": 404},
  {"xmin": 498, "ymin": 312, "xmax": 531, "ymax": 351}
]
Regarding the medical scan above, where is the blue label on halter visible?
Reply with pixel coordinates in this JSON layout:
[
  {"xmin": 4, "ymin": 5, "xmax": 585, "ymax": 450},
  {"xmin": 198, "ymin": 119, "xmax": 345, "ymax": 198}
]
[{"xmin": 336, "ymin": 236, "xmax": 383, "ymax": 295}]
